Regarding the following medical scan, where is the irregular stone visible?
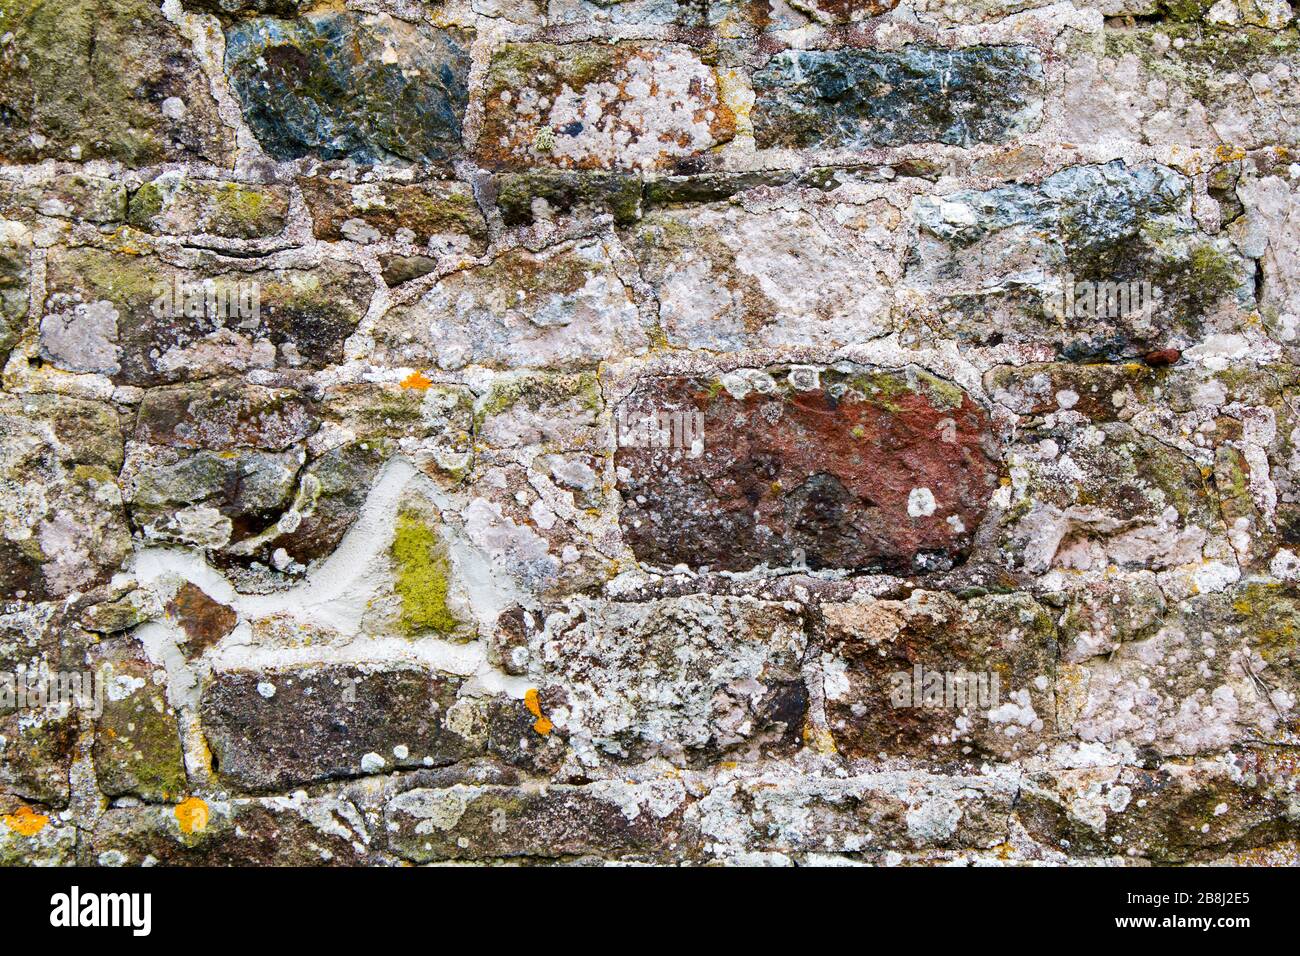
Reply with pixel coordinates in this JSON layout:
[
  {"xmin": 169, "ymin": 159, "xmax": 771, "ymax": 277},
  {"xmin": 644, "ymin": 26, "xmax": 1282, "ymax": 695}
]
[
  {"xmin": 784, "ymin": 0, "xmax": 900, "ymax": 23},
  {"xmin": 372, "ymin": 237, "xmax": 645, "ymax": 371},
  {"xmin": 299, "ymin": 175, "xmax": 487, "ymax": 253},
  {"xmin": 89, "ymin": 795, "xmax": 374, "ymax": 866},
  {"xmin": 641, "ymin": 165, "xmax": 883, "ymax": 208},
  {"xmin": 91, "ymin": 640, "xmax": 187, "ymax": 803},
  {"xmin": 0, "ymin": 219, "xmax": 30, "ymax": 361},
  {"xmin": 165, "ymin": 583, "xmax": 238, "ymax": 658},
  {"xmin": 200, "ymin": 665, "xmax": 477, "ymax": 792},
  {"xmin": 128, "ymin": 174, "xmax": 290, "ymax": 240},
  {"xmin": 616, "ymin": 365, "xmax": 999, "ymax": 572},
  {"xmin": 0, "ymin": 0, "xmax": 231, "ymax": 165},
  {"xmin": 385, "ymin": 778, "xmax": 692, "ymax": 862},
  {"xmin": 1019, "ymin": 750, "xmax": 1300, "ymax": 863},
  {"xmin": 318, "ymin": 381, "xmax": 473, "ymax": 470},
  {"xmin": 0, "ymin": 797, "xmax": 76, "ymax": 865},
  {"xmin": 822, "ymin": 591, "xmax": 1057, "ymax": 762},
  {"xmin": 486, "ymin": 606, "xmax": 537, "ymax": 677},
  {"xmin": 135, "ymin": 380, "xmax": 317, "ymax": 451},
  {"xmin": 1232, "ymin": 172, "xmax": 1300, "ymax": 345},
  {"xmin": 0, "ymin": 612, "xmax": 87, "ymax": 805},
  {"xmin": 123, "ymin": 446, "xmax": 301, "ymax": 552},
  {"xmin": 1058, "ymin": 584, "xmax": 1300, "ymax": 756},
  {"xmin": 548, "ymin": 0, "xmax": 709, "ymax": 26},
  {"xmin": 0, "ymin": 174, "xmax": 126, "ymax": 224},
  {"xmin": 43, "ymin": 248, "xmax": 373, "ymax": 385},
  {"xmin": 0, "ymin": 394, "xmax": 129, "ymax": 602},
  {"xmin": 752, "ymin": 45, "xmax": 1043, "ymax": 150},
  {"xmin": 477, "ymin": 42, "xmax": 736, "ymax": 171},
  {"xmin": 457, "ymin": 485, "xmax": 568, "ymax": 597},
  {"xmin": 380, "ymin": 255, "xmax": 439, "ymax": 287},
  {"xmin": 234, "ymin": 437, "xmax": 393, "ymax": 568},
  {"xmin": 0, "ymin": 713, "xmax": 78, "ymax": 807},
  {"xmin": 80, "ymin": 588, "xmax": 159, "ymax": 635},
  {"xmin": 1062, "ymin": 25, "xmax": 1300, "ymax": 150},
  {"xmin": 631, "ymin": 200, "xmax": 895, "ymax": 350},
  {"xmin": 985, "ymin": 360, "xmax": 1167, "ymax": 422},
  {"xmin": 475, "ymin": 370, "xmax": 602, "ymax": 453},
  {"xmin": 997, "ymin": 420, "xmax": 1226, "ymax": 574},
  {"xmin": 531, "ymin": 595, "xmax": 807, "ymax": 762},
  {"xmin": 908, "ymin": 161, "xmax": 1247, "ymax": 358},
  {"xmin": 38, "ymin": 299, "xmax": 120, "ymax": 375},
  {"xmin": 696, "ymin": 770, "xmax": 1018, "ymax": 856},
  {"xmin": 494, "ymin": 170, "xmax": 642, "ymax": 226},
  {"xmin": 224, "ymin": 12, "xmax": 473, "ymax": 164},
  {"xmin": 1057, "ymin": 573, "xmax": 1167, "ymax": 663},
  {"xmin": 483, "ymin": 690, "xmax": 570, "ymax": 774}
]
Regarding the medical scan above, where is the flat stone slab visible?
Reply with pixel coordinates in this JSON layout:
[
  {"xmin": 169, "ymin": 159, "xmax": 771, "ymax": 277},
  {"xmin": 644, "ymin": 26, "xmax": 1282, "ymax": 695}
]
[{"xmin": 615, "ymin": 365, "xmax": 1000, "ymax": 573}]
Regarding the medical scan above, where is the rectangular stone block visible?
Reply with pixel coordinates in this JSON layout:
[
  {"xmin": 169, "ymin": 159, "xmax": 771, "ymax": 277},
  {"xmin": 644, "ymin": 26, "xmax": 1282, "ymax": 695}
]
[
  {"xmin": 385, "ymin": 779, "xmax": 693, "ymax": 862},
  {"xmin": 200, "ymin": 664, "xmax": 479, "ymax": 792},
  {"xmin": 615, "ymin": 365, "xmax": 998, "ymax": 573},
  {"xmin": 477, "ymin": 42, "xmax": 736, "ymax": 171},
  {"xmin": 752, "ymin": 45, "xmax": 1043, "ymax": 150}
]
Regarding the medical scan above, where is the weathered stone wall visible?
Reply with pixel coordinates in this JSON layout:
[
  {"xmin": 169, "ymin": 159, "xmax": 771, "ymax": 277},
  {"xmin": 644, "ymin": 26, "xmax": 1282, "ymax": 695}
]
[{"xmin": 2, "ymin": 0, "xmax": 1299, "ymax": 866}]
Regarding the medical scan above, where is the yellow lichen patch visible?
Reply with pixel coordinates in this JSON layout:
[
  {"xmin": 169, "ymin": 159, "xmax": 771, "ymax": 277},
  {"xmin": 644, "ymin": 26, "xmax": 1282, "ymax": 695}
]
[
  {"xmin": 524, "ymin": 688, "xmax": 552, "ymax": 736},
  {"xmin": 400, "ymin": 370, "xmax": 433, "ymax": 390},
  {"xmin": 175, "ymin": 796, "xmax": 210, "ymax": 834},
  {"xmin": 3, "ymin": 806, "xmax": 49, "ymax": 836},
  {"xmin": 392, "ymin": 511, "xmax": 458, "ymax": 635},
  {"xmin": 802, "ymin": 724, "xmax": 838, "ymax": 756}
]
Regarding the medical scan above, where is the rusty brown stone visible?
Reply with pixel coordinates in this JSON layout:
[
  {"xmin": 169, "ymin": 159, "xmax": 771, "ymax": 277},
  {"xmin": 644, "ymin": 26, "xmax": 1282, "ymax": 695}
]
[
  {"xmin": 615, "ymin": 366, "xmax": 1000, "ymax": 572},
  {"xmin": 166, "ymin": 582, "xmax": 237, "ymax": 657},
  {"xmin": 1143, "ymin": 347, "xmax": 1182, "ymax": 366}
]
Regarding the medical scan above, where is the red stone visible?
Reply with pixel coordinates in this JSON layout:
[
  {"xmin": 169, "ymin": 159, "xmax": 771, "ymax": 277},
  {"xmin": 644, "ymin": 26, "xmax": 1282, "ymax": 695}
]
[
  {"xmin": 1143, "ymin": 348, "xmax": 1181, "ymax": 367},
  {"xmin": 615, "ymin": 367, "xmax": 999, "ymax": 572}
]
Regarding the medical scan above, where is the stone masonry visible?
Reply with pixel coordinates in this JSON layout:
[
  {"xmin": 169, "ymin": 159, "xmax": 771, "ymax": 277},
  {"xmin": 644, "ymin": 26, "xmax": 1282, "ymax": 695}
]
[{"xmin": 1, "ymin": 0, "xmax": 1300, "ymax": 866}]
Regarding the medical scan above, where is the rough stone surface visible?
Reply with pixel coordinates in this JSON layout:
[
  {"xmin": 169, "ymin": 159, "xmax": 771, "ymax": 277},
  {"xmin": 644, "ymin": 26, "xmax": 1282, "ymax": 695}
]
[
  {"xmin": 0, "ymin": 0, "xmax": 231, "ymax": 165},
  {"xmin": 200, "ymin": 665, "xmax": 476, "ymax": 792},
  {"xmin": 42, "ymin": 248, "xmax": 373, "ymax": 386},
  {"xmin": 224, "ymin": 13, "xmax": 473, "ymax": 164},
  {"xmin": 616, "ymin": 366, "xmax": 998, "ymax": 572},
  {"xmin": 2, "ymin": 2, "xmax": 1299, "ymax": 869},
  {"xmin": 478, "ymin": 42, "xmax": 736, "ymax": 171},
  {"xmin": 753, "ymin": 46, "xmax": 1044, "ymax": 150},
  {"xmin": 372, "ymin": 237, "xmax": 645, "ymax": 370}
]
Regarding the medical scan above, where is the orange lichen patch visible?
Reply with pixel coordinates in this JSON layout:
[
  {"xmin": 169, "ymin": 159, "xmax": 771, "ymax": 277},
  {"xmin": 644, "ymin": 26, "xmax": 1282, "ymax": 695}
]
[
  {"xmin": 524, "ymin": 688, "xmax": 553, "ymax": 736},
  {"xmin": 524, "ymin": 688, "xmax": 543, "ymax": 717},
  {"xmin": 400, "ymin": 371, "xmax": 433, "ymax": 390},
  {"xmin": 175, "ymin": 796, "xmax": 210, "ymax": 834},
  {"xmin": 3, "ymin": 806, "xmax": 49, "ymax": 836}
]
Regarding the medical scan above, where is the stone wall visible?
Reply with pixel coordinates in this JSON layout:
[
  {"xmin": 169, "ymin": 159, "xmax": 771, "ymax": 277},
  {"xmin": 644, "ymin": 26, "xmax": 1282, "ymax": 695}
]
[{"xmin": 2, "ymin": 0, "xmax": 1300, "ymax": 866}]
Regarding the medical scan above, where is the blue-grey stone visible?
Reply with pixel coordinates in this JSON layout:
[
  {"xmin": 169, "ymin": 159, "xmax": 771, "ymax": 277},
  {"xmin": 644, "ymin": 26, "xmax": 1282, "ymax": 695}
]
[
  {"xmin": 225, "ymin": 12, "xmax": 472, "ymax": 165},
  {"xmin": 752, "ymin": 45, "xmax": 1044, "ymax": 150}
]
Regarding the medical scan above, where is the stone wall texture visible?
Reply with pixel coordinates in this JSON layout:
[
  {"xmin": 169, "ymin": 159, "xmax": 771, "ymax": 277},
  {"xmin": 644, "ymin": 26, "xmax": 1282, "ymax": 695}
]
[{"xmin": 2, "ymin": 0, "xmax": 1300, "ymax": 867}]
